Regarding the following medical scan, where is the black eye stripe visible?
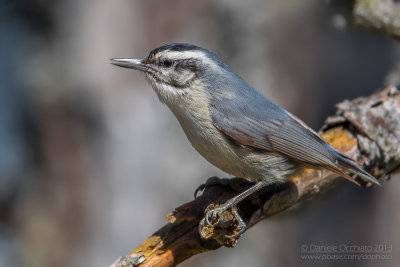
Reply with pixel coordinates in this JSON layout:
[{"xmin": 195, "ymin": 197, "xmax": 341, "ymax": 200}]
[
  {"xmin": 175, "ymin": 59, "xmax": 198, "ymax": 72},
  {"xmin": 158, "ymin": 58, "xmax": 199, "ymax": 72},
  {"xmin": 164, "ymin": 59, "xmax": 173, "ymax": 67},
  {"xmin": 159, "ymin": 59, "xmax": 173, "ymax": 67}
]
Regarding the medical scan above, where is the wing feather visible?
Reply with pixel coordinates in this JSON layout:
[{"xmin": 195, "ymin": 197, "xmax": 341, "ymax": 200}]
[
  {"xmin": 207, "ymin": 73, "xmax": 379, "ymax": 185},
  {"xmin": 210, "ymin": 98, "xmax": 338, "ymax": 170}
]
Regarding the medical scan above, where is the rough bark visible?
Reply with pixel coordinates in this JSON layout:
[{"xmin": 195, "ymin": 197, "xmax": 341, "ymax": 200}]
[
  {"xmin": 353, "ymin": 0, "xmax": 400, "ymax": 39},
  {"xmin": 111, "ymin": 86, "xmax": 400, "ymax": 267}
]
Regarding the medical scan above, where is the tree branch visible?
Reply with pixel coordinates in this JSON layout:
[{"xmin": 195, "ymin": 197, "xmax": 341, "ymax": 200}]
[
  {"xmin": 112, "ymin": 86, "xmax": 400, "ymax": 267},
  {"xmin": 353, "ymin": 0, "xmax": 400, "ymax": 39}
]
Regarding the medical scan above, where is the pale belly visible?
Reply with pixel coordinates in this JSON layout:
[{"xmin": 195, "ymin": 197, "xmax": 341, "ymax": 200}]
[
  {"xmin": 180, "ymin": 117, "xmax": 251, "ymax": 178},
  {"xmin": 174, "ymin": 112, "xmax": 294, "ymax": 183},
  {"xmin": 167, "ymin": 94, "xmax": 295, "ymax": 184}
]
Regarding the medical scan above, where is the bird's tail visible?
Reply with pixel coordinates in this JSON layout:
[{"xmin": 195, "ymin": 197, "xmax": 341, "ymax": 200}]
[{"xmin": 334, "ymin": 153, "xmax": 381, "ymax": 186}]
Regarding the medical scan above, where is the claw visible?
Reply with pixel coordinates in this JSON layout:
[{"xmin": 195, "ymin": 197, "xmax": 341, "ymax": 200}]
[
  {"xmin": 194, "ymin": 177, "xmax": 233, "ymax": 199},
  {"xmin": 203, "ymin": 203, "xmax": 247, "ymax": 239},
  {"xmin": 225, "ymin": 206, "xmax": 246, "ymax": 239},
  {"xmin": 194, "ymin": 184, "xmax": 206, "ymax": 199},
  {"xmin": 205, "ymin": 205, "xmax": 224, "ymax": 226},
  {"xmin": 205, "ymin": 210, "xmax": 212, "ymax": 226},
  {"xmin": 198, "ymin": 181, "xmax": 265, "ymax": 243}
]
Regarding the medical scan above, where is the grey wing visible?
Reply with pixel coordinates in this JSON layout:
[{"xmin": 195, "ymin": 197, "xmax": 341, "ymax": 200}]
[{"xmin": 210, "ymin": 99, "xmax": 339, "ymax": 171}]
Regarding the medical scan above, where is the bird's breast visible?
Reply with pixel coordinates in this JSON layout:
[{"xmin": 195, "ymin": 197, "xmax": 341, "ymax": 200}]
[
  {"xmin": 167, "ymin": 87, "xmax": 250, "ymax": 178},
  {"xmin": 166, "ymin": 86, "xmax": 296, "ymax": 183}
]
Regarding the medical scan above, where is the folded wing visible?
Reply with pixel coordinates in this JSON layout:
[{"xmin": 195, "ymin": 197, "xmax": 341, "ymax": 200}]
[{"xmin": 210, "ymin": 95, "xmax": 379, "ymax": 186}]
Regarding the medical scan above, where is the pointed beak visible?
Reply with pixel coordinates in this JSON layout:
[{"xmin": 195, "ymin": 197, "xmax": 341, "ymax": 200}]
[{"xmin": 110, "ymin": 58, "xmax": 151, "ymax": 72}]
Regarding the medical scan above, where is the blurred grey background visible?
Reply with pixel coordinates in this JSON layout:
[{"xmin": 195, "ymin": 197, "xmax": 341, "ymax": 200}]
[{"xmin": 1, "ymin": 0, "xmax": 399, "ymax": 267}]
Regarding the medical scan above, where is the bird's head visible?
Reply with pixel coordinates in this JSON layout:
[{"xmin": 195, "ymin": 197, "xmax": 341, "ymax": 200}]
[{"xmin": 111, "ymin": 43, "xmax": 229, "ymax": 104}]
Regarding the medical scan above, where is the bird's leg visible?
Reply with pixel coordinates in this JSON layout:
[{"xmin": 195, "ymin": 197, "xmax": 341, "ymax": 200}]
[{"xmin": 204, "ymin": 181, "xmax": 265, "ymax": 238}]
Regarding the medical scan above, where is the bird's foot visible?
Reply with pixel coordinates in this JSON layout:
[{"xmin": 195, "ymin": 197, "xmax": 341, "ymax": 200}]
[
  {"xmin": 198, "ymin": 201, "xmax": 247, "ymax": 246},
  {"xmin": 204, "ymin": 202, "xmax": 230, "ymax": 226},
  {"xmin": 197, "ymin": 180, "xmax": 265, "ymax": 246}
]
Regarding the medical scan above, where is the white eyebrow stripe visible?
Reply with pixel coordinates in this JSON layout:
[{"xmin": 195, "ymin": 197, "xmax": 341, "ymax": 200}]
[{"xmin": 161, "ymin": 50, "xmax": 220, "ymax": 70}]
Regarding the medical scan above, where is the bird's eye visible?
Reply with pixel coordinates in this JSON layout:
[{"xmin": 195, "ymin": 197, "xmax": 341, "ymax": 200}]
[{"xmin": 163, "ymin": 59, "xmax": 173, "ymax": 68}]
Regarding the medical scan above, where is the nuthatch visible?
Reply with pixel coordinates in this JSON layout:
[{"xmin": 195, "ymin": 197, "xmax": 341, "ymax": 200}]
[{"xmin": 111, "ymin": 43, "xmax": 380, "ymax": 238}]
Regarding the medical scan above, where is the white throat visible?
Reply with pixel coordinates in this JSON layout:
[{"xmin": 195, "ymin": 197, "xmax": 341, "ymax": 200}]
[{"xmin": 145, "ymin": 74, "xmax": 190, "ymax": 104}]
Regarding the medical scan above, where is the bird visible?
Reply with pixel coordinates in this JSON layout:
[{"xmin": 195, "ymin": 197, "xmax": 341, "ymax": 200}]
[{"xmin": 111, "ymin": 43, "xmax": 380, "ymax": 238}]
